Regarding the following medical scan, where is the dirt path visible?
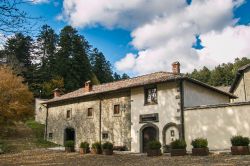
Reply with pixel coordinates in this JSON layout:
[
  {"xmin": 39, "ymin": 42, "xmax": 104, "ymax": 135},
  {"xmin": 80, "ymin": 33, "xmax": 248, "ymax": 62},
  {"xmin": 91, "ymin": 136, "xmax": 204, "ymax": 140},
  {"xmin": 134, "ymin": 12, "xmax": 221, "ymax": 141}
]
[{"xmin": 1, "ymin": 149, "xmax": 250, "ymax": 166}]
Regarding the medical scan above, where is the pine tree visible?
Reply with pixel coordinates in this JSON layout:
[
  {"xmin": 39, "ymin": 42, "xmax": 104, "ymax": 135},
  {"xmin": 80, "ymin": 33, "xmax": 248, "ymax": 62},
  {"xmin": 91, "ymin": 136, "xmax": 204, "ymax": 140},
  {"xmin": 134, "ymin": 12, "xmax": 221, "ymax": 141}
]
[
  {"xmin": 4, "ymin": 33, "xmax": 33, "ymax": 81},
  {"xmin": 55, "ymin": 26, "xmax": 92, "ymax": 92},
  {"xmin": 90, "ymin": 48, "xmax": 113, "ymax": 83}
]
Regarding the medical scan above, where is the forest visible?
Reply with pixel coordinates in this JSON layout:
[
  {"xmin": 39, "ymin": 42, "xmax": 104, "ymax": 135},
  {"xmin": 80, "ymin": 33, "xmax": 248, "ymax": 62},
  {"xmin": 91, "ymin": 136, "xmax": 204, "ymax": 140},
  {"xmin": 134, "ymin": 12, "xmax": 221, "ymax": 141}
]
[{"xmin": 0, "ymin": 25, "xmax": 129, "ymax": 99}]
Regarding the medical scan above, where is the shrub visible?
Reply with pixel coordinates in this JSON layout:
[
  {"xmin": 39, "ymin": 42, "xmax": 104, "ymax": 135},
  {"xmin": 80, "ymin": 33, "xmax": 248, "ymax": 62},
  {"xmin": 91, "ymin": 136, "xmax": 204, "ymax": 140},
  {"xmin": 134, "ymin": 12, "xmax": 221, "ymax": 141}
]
[
  {"xmin": 171, "ymin": 139, "xmax": 187, "ymax": 149},
  {"xmin": 147, "ymin": 140, "xmax": 162, "ymax": 150},
  {"xmin": 92, "ymin": 142, "xmax": 102, "ymax": 150},
  {"xmin": 191, "ymin": 138, "xmax": 208, "ymax": 148},
  {"xmin": 231, "ymin": 136, "xmax": 250, "ymax": 146},
  {"xmin": 102, "ymin": 142, "xmax": 113, "ymax": 150},
  {"xmin": 65, "ymin": 140, "xmax": 74, "ymax": 147},
  {"xmin": 80, "ymin": 142, "xmax": 89, "ymax": 149}
]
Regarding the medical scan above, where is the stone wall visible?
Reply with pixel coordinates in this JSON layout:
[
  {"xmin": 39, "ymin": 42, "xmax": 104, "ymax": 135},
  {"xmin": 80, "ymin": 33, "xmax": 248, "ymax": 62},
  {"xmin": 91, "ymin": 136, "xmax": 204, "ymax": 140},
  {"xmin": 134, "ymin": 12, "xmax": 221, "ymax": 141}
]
[
  {"xmin": 185, "ymin": 102, "xmax": 250, "ymax": 151},
  {"xmin": 46, "ymin": 91, "xmax": 131, "ymax": 150}
]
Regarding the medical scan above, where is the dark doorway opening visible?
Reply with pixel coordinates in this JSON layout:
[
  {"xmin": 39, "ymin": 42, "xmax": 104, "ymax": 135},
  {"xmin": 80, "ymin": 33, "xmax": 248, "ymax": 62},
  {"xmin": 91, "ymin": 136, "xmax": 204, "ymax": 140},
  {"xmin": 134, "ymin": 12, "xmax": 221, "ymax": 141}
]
[
  {"xmin": 64, "ymin": 128, "xmax": 75, "ymax": 145},
  {"xmin": 142, "ymin": 126, "xmax": 157, "ymax": 153}
]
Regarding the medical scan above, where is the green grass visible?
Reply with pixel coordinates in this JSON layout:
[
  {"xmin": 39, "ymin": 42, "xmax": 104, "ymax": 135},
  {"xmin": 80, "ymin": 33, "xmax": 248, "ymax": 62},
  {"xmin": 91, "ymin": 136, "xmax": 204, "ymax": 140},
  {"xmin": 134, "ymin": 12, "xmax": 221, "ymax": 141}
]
[
  {"xmin": 25, "ymin": 120, "xmax": 57, "ymax": 148},
  {"xmin": 0, "ymin": 139, "xmax": 12, "ymax": 153}
]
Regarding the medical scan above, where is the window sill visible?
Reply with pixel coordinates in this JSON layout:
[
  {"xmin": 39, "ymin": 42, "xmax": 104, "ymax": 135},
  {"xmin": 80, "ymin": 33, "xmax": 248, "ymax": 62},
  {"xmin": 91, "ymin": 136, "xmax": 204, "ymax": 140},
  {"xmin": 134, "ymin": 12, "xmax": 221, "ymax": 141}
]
[
  {"xmin": 113, "ymin": 114, "xmax": 121, "ymax": 117},
  {"xmin": 144, "ymin": 102, "xmax": 158, "ymax": 106}
]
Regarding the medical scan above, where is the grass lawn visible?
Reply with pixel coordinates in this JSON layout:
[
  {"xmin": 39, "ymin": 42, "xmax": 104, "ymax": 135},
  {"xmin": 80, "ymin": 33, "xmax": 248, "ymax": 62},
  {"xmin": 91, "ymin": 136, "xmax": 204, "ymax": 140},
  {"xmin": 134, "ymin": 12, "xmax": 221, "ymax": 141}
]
[{"xmin": 0, "ymin": 120, "xmax": 57, "ymax": 154}]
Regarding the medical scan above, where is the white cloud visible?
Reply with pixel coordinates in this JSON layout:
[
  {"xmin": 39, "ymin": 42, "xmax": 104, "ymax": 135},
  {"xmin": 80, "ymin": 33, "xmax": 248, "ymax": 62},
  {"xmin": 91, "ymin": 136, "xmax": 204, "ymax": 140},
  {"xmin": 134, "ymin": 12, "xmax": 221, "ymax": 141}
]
[
  {"xmin": 197, "ymin": 25, "xmax": 250, "ymax": 67},
  {"xmin": 61, "ymin": 0, "xmax": 186, "ymax": 29},
  {"xmin": 116, "ymin": 0, "xmax": 249, "ymax": 74},
  {"xmin": 61, "ymin": 0, "xmax": 249, "ymax": 75},
  {"xmin": 31, "ymin": 0, "xmax": 49, "ymax": 4}
]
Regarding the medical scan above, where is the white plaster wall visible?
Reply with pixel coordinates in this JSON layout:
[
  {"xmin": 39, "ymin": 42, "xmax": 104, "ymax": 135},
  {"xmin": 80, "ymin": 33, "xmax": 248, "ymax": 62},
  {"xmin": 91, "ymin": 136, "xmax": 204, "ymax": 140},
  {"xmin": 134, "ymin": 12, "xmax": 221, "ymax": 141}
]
[
  {"xmin": 130, "ymin": 82, "xmax": 181, "ymax": 153},
  {"xmin": 35, "ymin": 98, "xmax": 48, "ymax": 124},
  {"xmin": 185, "ymin": 103, "xmax": 250, "ymax": 151},
  {"xmin": 184, "ymin": 81, "xmax": 230, "ymax": 107},
  {"xmin": 233, "ymin": 77, "xmax": 246, "ymax": 102}
]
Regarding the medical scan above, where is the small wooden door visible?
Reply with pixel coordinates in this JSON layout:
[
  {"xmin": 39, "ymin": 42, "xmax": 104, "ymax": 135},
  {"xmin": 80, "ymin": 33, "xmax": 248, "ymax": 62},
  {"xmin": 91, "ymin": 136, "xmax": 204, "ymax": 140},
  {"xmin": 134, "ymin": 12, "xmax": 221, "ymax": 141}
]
[{"xmin": 142, "ymin": 127, "xmax": 157, "ymax": 153}]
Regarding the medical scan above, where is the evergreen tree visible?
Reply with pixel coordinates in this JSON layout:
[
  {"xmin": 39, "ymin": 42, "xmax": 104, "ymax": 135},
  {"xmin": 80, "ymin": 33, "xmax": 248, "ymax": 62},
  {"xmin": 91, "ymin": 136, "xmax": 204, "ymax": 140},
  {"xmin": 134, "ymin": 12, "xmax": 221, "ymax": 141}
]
[
  {"xmin": 55, "ymin": 26, "xmax": 92, "ymax": 92},
  {"xmin": 4, "ymin": 33, "xmax": 33, "ymax": 81},
  {"xmin": 121, "ymin": 73, "xmax": 130, "ymax": 80},
  {"xmin": 113, "ymin": 72, "xmax": 121, "ymax": 81},
  {"xmin": 90, "ymin": 48, "xmax": 114, "ymax": 83}
]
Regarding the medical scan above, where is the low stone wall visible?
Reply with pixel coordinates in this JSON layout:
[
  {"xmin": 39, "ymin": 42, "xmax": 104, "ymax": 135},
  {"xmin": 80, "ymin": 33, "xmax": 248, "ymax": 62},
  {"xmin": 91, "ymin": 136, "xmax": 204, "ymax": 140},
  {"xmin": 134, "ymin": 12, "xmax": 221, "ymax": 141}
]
[{"xmin": 184, "ymin": 102, "xmax": 250, "ymax": 151}]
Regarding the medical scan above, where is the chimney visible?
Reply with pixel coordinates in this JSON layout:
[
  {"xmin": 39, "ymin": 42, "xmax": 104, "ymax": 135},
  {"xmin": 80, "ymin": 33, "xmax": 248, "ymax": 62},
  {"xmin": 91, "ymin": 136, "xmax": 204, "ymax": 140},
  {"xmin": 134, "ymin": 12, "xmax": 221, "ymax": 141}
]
[
  {"xmin": 84, "ymin": 80, "xmax": 92, "ymax": 93},
  {"xmin": 53, "ymin": 88, "xmax": 61, "ymax": 98},
  {"xmin": 172, "ymin": 61, "xmax": 180, "ymax": 74}
]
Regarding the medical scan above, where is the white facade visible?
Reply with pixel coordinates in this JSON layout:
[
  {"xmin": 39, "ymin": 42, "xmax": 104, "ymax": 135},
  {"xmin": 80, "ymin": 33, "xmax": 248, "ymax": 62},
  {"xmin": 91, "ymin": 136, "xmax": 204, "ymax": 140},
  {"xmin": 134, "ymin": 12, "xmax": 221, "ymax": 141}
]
[
  {"xmin": 183, "ymin": 81, "xmax": 230, "ymax": 107},
  {"xmin": 130, "ymin": 82, "xmax": 181, "ymax": 152},
  {"xmin": 185, "ymin": 103, "xmax": 250, "ymax": 151}
]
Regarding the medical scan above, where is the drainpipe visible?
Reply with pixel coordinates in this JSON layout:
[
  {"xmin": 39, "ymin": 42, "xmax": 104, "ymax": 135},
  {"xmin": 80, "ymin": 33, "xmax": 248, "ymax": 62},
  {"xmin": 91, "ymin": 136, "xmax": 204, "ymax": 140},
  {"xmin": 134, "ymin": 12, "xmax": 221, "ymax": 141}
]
[
  {"xmin": 243, "ymin": 73, "xmax": 247, "ymax": 101},
  {"xmin": 42, "ymin": 104, "xmax": 48, "ymax": 140},
  {"xmin": 98, "ymin": 96, "xmax": 102, "ymax": 142},
  {"xmin": 179, "ymin": 79, "xmax": 185, "ymax": 140}
]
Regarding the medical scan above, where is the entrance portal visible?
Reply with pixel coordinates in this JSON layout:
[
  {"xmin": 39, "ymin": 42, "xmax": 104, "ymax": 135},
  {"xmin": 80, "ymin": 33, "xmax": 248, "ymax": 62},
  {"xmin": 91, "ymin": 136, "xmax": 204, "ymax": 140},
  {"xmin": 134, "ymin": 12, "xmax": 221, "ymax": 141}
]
[
  {"xmin": 142, "ymin": 126, "xmax": 157, "ymax": 153},
  {"xmin": 64, "ymin": 128, "xmax": 75, "ymax": 145}
]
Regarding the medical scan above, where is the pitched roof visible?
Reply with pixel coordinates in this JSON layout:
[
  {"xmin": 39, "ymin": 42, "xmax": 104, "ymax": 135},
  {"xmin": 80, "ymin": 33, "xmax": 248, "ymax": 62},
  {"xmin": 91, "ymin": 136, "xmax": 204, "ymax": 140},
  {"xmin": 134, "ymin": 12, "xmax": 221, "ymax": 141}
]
[
  {"xmin": 229, "ymin": 63, "xmax": 250, "ymax": 93},
  {"xmin": 215, "ymin": 86, "xmax": 230, "ymax": 93},
  {"xmin": 43, "ymin": 71, "xmax": 236, "ymax": 104}
]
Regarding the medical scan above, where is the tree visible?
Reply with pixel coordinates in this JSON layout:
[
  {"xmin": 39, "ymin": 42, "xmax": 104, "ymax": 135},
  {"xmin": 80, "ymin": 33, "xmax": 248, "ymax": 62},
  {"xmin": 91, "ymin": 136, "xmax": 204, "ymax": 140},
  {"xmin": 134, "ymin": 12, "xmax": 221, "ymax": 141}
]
[
  {"xmin": 113, "ymin": 72, "xmax": 121, "ymax": 81},
  {"xmin": 4, "ymin": 33, "xmax": 33, "ymax": 79},
  {"xmin": 121, "ymin": 73, "xmax": 130, "ymax": 80},
  {"xmin": 0, "ymin": 66, "xmax": 33, "ymax": 125},
  {"xmin": 90, "ymin": 48, "xmax": 113, "ymax": 83},
  {"xmin": 188, "ymin": 57, "xmax": 250, "ymax": 87},
  {"xmin": 41, "ymin": 76, "xmax": 64, "ymax": 98},
  {"xmin": 55, "ymin": 26, "xmax": 93, "ymax": 92},
  {"xmin": 0, "ymin": 0, "xmax": 39, "ymax": 36}
]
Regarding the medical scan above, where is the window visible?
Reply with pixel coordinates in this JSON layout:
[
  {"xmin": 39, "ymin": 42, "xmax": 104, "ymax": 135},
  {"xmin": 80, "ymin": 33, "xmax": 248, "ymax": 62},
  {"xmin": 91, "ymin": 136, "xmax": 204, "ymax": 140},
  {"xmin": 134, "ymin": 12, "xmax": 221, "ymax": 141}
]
[
  {"xmin": 139, "ymin": 113, "xmax": 159, "ymax": 123},
  {"xmin": 87, "ymin": 108, "xmax": 93, "ymax": 117},
  {"xmin": 66, "ymin": 109, "xmax": 71, "ymax": 119},
  {"xmin": 49, "ymin": 133, "xmax": 53, "ymax": 139},
  {"xmin": 171, "ymin": 130, "xmax": 175, "ymax": 137},
  {"xmin": 145, "ymin": 87, "xmax": 157, "ymax": 104},
  {"xmin": 114, "ymin": 105, "xmax": 120, "ymax": 115},
  {"xmin": 102, "ymin": 132, "xmax": 108, "ymax": 139}
]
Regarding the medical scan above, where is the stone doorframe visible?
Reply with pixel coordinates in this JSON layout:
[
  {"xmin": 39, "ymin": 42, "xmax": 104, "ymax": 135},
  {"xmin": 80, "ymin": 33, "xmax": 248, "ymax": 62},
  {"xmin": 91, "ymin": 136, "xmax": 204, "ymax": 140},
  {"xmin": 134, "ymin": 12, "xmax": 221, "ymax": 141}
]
[
  {"xmin": 64, "ymin": 127, "xmax": 76, "ymax": 145},
  {"xmin": 162, "ymin": 122, "xmax": 181, "ymax": 146},
  {"xmin": 139, "ymin": 123, "xmax": 159, "ymax": 153}
]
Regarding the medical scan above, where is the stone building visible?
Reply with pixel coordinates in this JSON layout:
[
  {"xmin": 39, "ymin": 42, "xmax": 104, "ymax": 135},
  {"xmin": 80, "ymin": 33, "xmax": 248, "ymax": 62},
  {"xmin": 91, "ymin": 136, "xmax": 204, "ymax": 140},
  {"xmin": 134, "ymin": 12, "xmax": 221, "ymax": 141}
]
[
  {"xmin": 41, "ymin": 62, "xmax": 237, "ymax": 153},
  {"xmin": 230, "ymin": 64, "xmax": 250, "ymax": 102}
]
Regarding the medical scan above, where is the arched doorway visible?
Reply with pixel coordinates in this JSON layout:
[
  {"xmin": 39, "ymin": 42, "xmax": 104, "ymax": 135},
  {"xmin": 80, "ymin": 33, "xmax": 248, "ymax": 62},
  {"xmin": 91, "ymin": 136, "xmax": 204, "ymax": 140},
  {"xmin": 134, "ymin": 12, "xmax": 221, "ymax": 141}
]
[
  {"xmin": 64, "ymin": 128, "xmax": 75, "ymax": 145},
  {"xmin": 162, "ymin": 123, "xmax": 180, "ymax": 152},
  {"xmin": 141, "ymin": 125, "xmax": 158, "ymax": 153}
]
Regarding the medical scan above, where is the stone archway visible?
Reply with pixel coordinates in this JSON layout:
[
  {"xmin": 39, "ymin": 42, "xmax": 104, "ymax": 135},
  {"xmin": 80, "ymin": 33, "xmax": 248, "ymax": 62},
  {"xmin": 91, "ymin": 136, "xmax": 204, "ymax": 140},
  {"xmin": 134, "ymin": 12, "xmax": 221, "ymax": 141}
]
[
  {"xmin": 140, "ymin": 123, "xmax": 159, "ymax": 153},
  {"xmin": 64, "ymin": 127, "xmax": 75, "ymax": 145},
  {"xmin": 162, "ymin": 123, "xmax": 180, "ymax": 152}
]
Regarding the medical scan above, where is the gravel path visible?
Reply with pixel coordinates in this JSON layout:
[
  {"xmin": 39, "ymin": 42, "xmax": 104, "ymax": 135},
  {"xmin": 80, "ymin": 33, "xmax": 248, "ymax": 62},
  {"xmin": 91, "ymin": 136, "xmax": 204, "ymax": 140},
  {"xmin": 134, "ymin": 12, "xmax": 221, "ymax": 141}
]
[{"xmin": 1, "ymin": 149, "xmax": 250, "ymax": 166}]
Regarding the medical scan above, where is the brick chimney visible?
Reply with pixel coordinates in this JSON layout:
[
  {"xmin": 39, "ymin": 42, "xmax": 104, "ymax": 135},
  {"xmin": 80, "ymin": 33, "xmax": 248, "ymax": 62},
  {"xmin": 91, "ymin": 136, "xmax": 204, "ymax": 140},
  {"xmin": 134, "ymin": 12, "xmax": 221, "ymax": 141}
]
[
  {"xmin": 84, "ymin": 81, "xmax": 92, "ymax": 93},
  {"xmin": 53, "ymin": 88, "xmax": 61, "ymax": 98},
  {"xmin": 172, "ymin": 61, "xmax": 180, "ymax": 74}
]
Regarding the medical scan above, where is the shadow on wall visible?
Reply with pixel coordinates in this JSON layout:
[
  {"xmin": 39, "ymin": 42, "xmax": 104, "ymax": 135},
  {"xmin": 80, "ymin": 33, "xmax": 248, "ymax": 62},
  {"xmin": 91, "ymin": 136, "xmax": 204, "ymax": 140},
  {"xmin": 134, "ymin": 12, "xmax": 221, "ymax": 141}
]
[{"xmin": 185, "ymin": 104, "xmax": 250, "ymax": 150}]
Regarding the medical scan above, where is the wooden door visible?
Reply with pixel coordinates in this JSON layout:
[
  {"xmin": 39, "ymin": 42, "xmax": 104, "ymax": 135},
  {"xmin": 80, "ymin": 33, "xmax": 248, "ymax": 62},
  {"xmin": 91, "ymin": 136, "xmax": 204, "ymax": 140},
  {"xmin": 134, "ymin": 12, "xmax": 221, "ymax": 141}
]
[{"xmin": 142, "ymin": 127, "xmax": 157, "ymax": 153}]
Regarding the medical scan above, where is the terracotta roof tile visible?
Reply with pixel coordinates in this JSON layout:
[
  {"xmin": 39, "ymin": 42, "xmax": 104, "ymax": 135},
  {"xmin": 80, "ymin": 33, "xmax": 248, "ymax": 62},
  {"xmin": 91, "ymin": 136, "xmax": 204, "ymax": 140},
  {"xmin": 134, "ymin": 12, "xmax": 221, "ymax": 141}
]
[{"xmin": 44, "ymin": 72, "xmax": 181, "ymax": 104}]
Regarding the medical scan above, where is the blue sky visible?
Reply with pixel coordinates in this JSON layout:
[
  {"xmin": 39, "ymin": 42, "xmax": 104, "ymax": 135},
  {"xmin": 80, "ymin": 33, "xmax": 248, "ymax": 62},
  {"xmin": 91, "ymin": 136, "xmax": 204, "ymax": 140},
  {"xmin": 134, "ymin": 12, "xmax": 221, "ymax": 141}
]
[{"xmin": 23, "ymin": 0, "xmax": 250, "ymax": 75}]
